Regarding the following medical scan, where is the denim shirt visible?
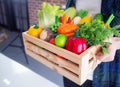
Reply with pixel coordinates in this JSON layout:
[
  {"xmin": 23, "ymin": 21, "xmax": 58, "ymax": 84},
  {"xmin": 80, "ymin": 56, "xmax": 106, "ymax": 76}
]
[
  {"xmin": 93, "ymin": 1, "xmax": 120, "ymax": 87},
  {"xmin": 66, "ymin": 0, "xmax": 120, "ymax": 87},
  {"xmin": 93, "ymin": 50, "xmax": 120, "ymax": 87}
]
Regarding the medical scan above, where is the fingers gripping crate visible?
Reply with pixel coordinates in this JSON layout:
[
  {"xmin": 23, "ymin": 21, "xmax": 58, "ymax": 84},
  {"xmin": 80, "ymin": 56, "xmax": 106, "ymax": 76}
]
[{"xmin": 22, "ymin": 31, "xmax": 101, "ymax": 85}]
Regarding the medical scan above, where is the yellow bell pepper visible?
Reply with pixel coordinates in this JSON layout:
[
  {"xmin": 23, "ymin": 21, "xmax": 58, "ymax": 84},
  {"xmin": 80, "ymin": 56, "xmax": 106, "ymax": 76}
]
[
  {"xmin": 28, "ymin": 25, "xmax": 42, "ymax": 38},
  {"xmin": 79, "ymin": 14, "xmax": 92, "ymax": 25}
]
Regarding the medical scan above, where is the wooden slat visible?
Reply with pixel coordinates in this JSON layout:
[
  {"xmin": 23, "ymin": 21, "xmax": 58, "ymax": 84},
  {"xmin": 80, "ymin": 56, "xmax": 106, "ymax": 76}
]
[
  {"xmin": 78, "ymin": 45, "xmax": 100, "ymax": 59},
  {"xmin": 26, "ymin": 49, "xmax": 81, "ymax": 85},
  {"xmin": 22, "ymin": 32, "xmax": 81, "ymax": 64},
  {"xmin": 26, "ymin": 42, "xmax": 79, "ymax": 75},
  {"xmin": 78, "ymin": 53, "xmax": 89, "ymax": 84}
]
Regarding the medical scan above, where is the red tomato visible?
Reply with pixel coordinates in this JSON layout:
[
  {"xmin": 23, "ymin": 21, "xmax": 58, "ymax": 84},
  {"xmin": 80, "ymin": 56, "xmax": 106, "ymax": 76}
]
[{"xmin": 49, "ymin": 38, "xmax": 55, "ymax": 45}]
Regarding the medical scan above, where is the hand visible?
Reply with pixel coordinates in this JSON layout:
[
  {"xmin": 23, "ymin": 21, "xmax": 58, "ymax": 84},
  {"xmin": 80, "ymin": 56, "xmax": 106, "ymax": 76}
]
[{"xmin": 96, "ymin": 37, "xmax": 120, "ymax": 62}]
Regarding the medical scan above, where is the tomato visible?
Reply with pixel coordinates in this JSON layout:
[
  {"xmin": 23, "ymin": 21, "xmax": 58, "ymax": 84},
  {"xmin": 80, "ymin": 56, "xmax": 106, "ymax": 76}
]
[
  {"xmin": 55, "ymin": 34, "xmax": 68, "ymax": 48},
  {"xmin": 49, "ymin": 38, "xmax": 55, "ymax": 45}
]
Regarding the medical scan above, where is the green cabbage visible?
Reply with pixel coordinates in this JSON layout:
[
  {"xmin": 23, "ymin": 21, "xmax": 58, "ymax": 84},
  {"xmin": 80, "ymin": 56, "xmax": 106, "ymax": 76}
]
[{"xmin": 38, "ymin": 2, "xmax": 64, "ymax": 28}]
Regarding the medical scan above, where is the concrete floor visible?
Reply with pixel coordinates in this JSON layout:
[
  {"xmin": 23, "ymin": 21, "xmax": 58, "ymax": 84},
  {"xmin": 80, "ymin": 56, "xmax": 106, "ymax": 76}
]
[{"xmin": 0, "ymin": 29, "xmax": 64, "ymax": 87}]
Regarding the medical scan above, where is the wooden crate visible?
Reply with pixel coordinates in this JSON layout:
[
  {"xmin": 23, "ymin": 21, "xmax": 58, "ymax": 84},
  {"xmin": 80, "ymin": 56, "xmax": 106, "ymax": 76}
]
[{"xmin": 22, "ymin": 31, "xmax": 101, "ymax": 85}]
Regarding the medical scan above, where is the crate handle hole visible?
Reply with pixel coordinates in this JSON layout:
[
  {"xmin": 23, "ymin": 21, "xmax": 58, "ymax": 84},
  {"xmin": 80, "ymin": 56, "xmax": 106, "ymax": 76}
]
[{"xmin": 89, "ymin": 57, "xmax": 94, "ymax": 63}]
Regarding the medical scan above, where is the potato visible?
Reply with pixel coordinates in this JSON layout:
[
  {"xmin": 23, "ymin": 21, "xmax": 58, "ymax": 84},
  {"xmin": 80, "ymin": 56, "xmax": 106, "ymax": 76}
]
[{"xmin": 39, "ymin": 28, "xmax": 53, "ymax": 41}]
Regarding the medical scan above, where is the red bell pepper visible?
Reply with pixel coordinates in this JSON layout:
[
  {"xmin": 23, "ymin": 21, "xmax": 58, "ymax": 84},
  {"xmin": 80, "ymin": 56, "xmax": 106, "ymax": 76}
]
[{"xmin": 66, "ymin": 37, "xmax": 88, "ymax": 54}]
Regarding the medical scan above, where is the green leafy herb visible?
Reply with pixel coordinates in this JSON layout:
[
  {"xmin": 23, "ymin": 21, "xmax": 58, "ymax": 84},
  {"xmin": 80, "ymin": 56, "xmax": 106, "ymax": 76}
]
[
  {"xmin": 50, "ymin": 16, "xmax": 61, "ymax": 32},
  {"xmin": 78, "ymin": 9, "xmax": 88, "ymax": 18},
  {"xmin": 50, "ymin": 22, "xmax": 60, "ymax": 32},
  {"xmin": 78, "ymin": 19, "xmax": 120, "ymax": 54},
  {"xmin": 102, "ymin": 46, "xmax": 109, "ymax": 54}
]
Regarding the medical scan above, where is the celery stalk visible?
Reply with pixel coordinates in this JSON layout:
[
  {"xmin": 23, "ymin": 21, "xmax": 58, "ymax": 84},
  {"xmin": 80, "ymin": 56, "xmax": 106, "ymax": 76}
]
[{"xmin": 106, "ymin": 14, "xmax": 115, "ymax": 25}]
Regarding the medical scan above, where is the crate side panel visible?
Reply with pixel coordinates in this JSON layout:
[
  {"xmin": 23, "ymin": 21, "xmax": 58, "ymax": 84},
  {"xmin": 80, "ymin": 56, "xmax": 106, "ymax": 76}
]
[
  {"xmin": 26, "ymin": 42, "xmax": 80, "ymax": 75},
  {"xmin": 26, "ymin": 49, "xmax": 81, "ymax": 85},
  {"xmin": 23, "ymin": 32, "xmax": 80, "ymax": 64}
]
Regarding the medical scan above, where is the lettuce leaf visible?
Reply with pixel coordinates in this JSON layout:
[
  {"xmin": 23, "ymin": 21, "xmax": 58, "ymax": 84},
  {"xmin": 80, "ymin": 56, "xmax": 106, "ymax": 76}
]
[{"xmin": 38, "ymin": 2, "xmax": 64, "ymax": 28}]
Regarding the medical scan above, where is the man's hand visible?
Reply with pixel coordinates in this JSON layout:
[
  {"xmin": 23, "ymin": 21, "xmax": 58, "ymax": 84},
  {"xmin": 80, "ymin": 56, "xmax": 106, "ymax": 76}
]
[{"xmin": 96, "ymin": 37, "xmax": 120, "ymax": 62}]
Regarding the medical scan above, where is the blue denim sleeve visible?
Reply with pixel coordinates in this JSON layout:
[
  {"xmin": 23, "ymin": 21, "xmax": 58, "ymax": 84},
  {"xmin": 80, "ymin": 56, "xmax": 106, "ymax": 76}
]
[{"xmin": 93, "ymin": 49, "xmax": 120, "ymax": 87}]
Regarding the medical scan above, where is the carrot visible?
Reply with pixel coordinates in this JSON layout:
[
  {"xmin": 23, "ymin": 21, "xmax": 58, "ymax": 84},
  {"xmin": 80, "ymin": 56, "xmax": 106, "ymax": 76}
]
[
  {"xmin": 62, "ymin": 14, "xmax": 67, "ymax": 24},
  {"xmin": 65, "ymin": 32, "xmax": 74, "ymax": 38},
  {"xmin": 58, "ymin": 23, "xmax": 78, "ymax": 34}
]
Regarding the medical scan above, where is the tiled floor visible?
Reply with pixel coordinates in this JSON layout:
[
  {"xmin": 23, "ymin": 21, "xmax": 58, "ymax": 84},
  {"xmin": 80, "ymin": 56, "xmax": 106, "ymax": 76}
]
[{"xmin": 0, "ymin": 29, "xmax": 64, "ymax": 87}]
